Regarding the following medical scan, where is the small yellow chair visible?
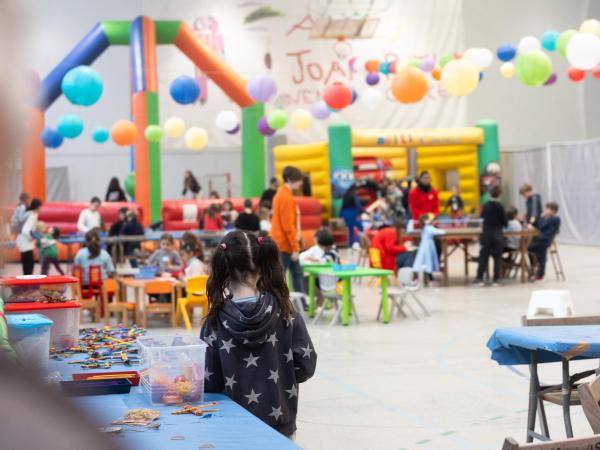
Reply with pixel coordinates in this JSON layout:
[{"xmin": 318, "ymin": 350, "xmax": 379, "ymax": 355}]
[
  {"xmin": 368, "ymin": 248, "xmax": 383, "ymax": 287},
  {"xmin": 176, "ymin": 276, "xmax": 209, "ymax": 331}
]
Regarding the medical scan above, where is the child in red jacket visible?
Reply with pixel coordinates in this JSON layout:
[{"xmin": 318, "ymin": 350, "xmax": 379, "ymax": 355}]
[{"xmin": 371, "ymin": 220, "xmax": 415, "ymax": 271}]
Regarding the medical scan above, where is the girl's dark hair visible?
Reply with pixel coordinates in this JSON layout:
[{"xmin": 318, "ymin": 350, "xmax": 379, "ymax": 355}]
[
  {"xmin": 206, "ymin": 230, "xmax": 292, "ymax": 328},
  {"xmin": 341, "ymin": 185, "xmax": 357, "ymax": 209},
  {"xmin": 85, "ymin": 230, "xmax": 101, "ymax": 258},
  {"xmin": 160, "ymin": 233, "xmax": 174, "ymax": 245},
  {"xmin": 107, "ymin": 177, "xmax": 120, "ymax": 191},
  {"xmin": 50, "ymin": 227, "xmax": 60, "ymax": 239},
  {"xmin": 181, "ymin": 232, "xmax": 205, "ymax": 262},
  {"xmin": 29, "ymin": 198, "xmax": 42, "ymax": 211}
]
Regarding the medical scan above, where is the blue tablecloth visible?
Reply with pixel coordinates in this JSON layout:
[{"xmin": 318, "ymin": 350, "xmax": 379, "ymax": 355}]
[
  {"xmin": 487, "ymin": 325, "xmax": 600, "ymax": 365},
  {"xmin": 48, "ymin": 359, "xmax": 299, "ymax": 450},
  {"xmin": 59, "ymin": 230, "xmax": 225, "ymax": 245}
]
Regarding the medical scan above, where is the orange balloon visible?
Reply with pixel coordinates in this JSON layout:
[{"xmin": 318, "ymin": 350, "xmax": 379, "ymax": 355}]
[
  {"xmin": 431, "ymin": 67, "xmax": 441, "ymax": 81},
  {"xmin": 365, "ymin": 60, "xmax": 380, "ymax": 73},
  {"xmin": 111, "ymin": 120, "xmax": 137, "ymax": 146},
  {"xmin": 391, "ymin": 67, "xmax": 429, "ymax": 104}
]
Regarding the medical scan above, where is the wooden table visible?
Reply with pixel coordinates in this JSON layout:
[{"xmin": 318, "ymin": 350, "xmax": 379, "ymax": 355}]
[{"xmin": 117, "ymin": 276, "xmax": 182, "ymax": 327}]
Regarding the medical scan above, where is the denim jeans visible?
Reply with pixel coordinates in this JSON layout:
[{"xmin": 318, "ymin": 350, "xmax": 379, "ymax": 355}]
[{"xmin": 280, "ymin": 252, "xmax": 304, "ymax": 293}]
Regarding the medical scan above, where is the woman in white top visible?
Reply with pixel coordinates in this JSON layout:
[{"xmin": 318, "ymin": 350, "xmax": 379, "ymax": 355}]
[
  {"xmin": 77, "ymin": 197, "xmax": 103, "ymax": 234},
  {"xmin": 16, "ymin": 198, "xmax": 42, "ymax": 275},
  {"xmin": 258, "ymin": 206, "xmax": 272, "ymax": 232}
]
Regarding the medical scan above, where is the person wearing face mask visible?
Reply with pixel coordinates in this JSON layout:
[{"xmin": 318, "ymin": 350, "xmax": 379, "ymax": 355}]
[{"xmin": 408, "ymin": 171, "xmax": 440, "ymax": 221}]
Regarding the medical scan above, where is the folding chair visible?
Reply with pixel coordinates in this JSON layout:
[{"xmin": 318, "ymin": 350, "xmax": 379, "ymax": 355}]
[
  {"xmin": 502, "ymin": 435, "xmax": 600, "ymax": 450},
  {"xmin": 578, "ymin": 373, "xmax": 600, "ymax": 434},
  {"xmin": 289, "ymin": 292, "xmax": 309, "ymax": 316},
  {"xmin": 142, "ymin": 281, "xmax": 175, "ymax": 328},
  {"xmin": 175, "ymin": 276, "xmax": 208, "ymax": 331},
  {"xmin": 379, "ymin": 268, "xmax": 429, "ymax": 321},
  {"xmin": 102, "ymin": 278, "xmax": 136, "ymax": 326},
  {"xmin": 312, "ymin": 273, "xmax": 358, "ymax": 326},
  {"xmin": 549, "ymin": 239, "xmax": 566, "ymax": 281}
]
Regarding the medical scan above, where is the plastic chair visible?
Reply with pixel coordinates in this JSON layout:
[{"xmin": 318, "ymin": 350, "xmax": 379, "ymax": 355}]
[
  {"xmin": 102, "ymin": 278, "xmax": 135, "ymax": 326},
  {"xmin": 367, "ymin": 248, "xmax": 383, "ymax": 288},
  {"xmin": 526, "ymin": 290, "xmax": 574, "ymax": 318},
  {"xmin": 142, "ymin": 281, "xmax": 175, "ymax": 328},
  {"xmin": 175, "ymin": 276, "xmax": 208, "ymax": 331},
  {"xmin": 379, "ymin": 268, "xmax": 429, "ymax": 321},
  {"xmin": 312, "ymin": 273, "xmax": 359, "ymax": 326},
  {"xmin": 289, "ymin": 292, "xmax": 308, "ymax": 316},
  {"xmin": 72, "ymin": 264, "xmax": 100, "ymax": 323}
]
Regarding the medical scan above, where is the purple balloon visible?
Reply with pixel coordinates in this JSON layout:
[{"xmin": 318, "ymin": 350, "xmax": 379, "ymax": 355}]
[
  {"xmin": 257, "ymin": 116, "xmax": 275, "ymax": 136},
  {"xmin": 419, "ymin": 57, "xmax": 435, "ymax": 72},
  {"xmin": 366, "ymin": 72, "xmax": 380, "ymax": 86},
  {"xmin": 226, "ymin": 123, "xmax": 240, "ymax": 135},
  {"xmin": 544, "ymin": 73, "xmax": 557, "ymax": 86},
  {"xmin": 247, "ymin": 74, "xmax": 277, "ymax": 102},
  {"xmin": 310, "ymin": 101, "xmax": 330, "ymax": 120}
]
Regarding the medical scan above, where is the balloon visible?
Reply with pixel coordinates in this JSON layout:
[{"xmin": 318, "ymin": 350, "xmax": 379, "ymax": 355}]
[
  {"xmin": 247, "ymin": 74, "xmax": 277, "ymax": 102},
  {"xmin": 543, "ymin": 73, "xmax": 557, "ymax": 85},
  {"xmin": 169, "ymin": 75, "xmax": 200, "ymax": 104},
  {"xmin": 267, "ymin": 109, "xmax": 287, "ymax": 129},
  {"xmin": 438, "ymin": 53, "xmax": 453, "ymax": 68},
  {"xmin": 441, "ymin": 59, "xmax": 479, "ymax": 96},
  {"xmin": 518, "ymin": 36, "xmax": 541, "ymax": 54},
  {"xmin": 257, "ymin": 116, "xmax": 275, "ymax": 136},
  {"xmin": 164, "ymin": 117, "xmax": 186, "ymax": 138},
  {"xmin": 364, "ymin": 60, "xmax": 380, "ymax": 72},
  {"xmin": 91, "ymin": 127, "xmax": 109, "ymax": 143},
  {"xmin": 463, "ymin": 48, "xmax": 493, "ymax": 70},
  {"xmin": 57, "ymin": 113, "xmax": 83, "ymax": 139},
  {"xmin": 310, "ymin": 101, "xmax": 330, "ymax": 120},
  {"xmin": 566, "ymin": 32, "xmax": 600, "ymax": 70},
  {"xmin": 110, "ymin": 120, "xmax": 137, "ymax": 146},
  {"xmin": 40, "ymin": 127, "xmax": 63, "ymax": 148},
  {"xmin": 541, "ymin": 30, "xmax": 560, "ymax": 51},
  {"xmin": 361, "ymin": 88, "xmax": 383, "ymax": 110},
  {"xmin": 291, "ymin": 109, "xmax": 312, "ymax": 130},
  {"xmin": 496, "ymin": 44, "xmax": 516, "ymax": 62},
  {"xmin": 431, "ymin": 67, "xmax": 441, "ymax": 81},
  {"xmin": 226, "ymin": 124, "xmax": 240, "ymax": 135},
  {"xmin": 323, "ymin": 82, "xmax": 352, "ymax": 110},
  {"xmin": 419, "ymin": 57, "xmax": 435, "ymax": 72},
  {"xmin": 124, "ymin": 172, "xmax": 135, "ymax": 198},
  {"xmin": 567, "ymin": 66, "xmax": 585, "ymax": 82},
  {"xmin": 379, "ymin": 61, "xmax": 391, "ymax": 74},
  {"xmin": 407, "ymin": 58, "xmax": 421, "ymax": 68},
  {"xmin": 61, "ymin": 66, "xmax": 103, "ymax": 106},
  {"xmin": 557, "ymin": 29, "xmax": 577, "ymax": 57},
  {"xmin": 593, "ymin": 66, "xmax": 600, "ymax": 79},
  {"xmin": 500, "ymin": 62, "xmax": 515, "ymax": 78},
  {"xmin": 515, "ymin": 51, "xmax": 552, "ymax": 86},
  {"xmin": 184, "ymin": 127, "xmax": 208, "ymax": 150},
  {"xmin": 391, "ymin": 67, "xmax": 429, "ymax": 104},
  {"xmin": 366, "ymin": 72, "xmax": 380, "ymax": 86},
  {"xmin": 580, "ymin": 19, "xmax": 600, "ymax": 37},
  {"xmin": 350, "ymin": 87, "xmax": 358, "ymax": 104},
  {"xmin": 215, "ymin": 110, "xmax": 238, "ymax": 132},
  {"xmin": 144, "ymin": 125, "xmax": 162, "ymax": 143},
  {"xmin": 388, "ymin": 61, "xmax": 397, "ymax": 74}
]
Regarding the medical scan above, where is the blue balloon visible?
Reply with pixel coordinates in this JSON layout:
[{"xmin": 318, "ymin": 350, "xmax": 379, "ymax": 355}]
[
  {"xmin": 169, "ymin": 76, "xmax": 200, "ymax": 105},
  {"xmin": 541, "ymin": 30, "xmax": 560, "ymax": 51},
  {"xmin": 57, "ymin": 113, "xmax": 83, "ymax": 139},
  {"xmin": 61, "ymin": 66, "xmax": 103, "ymax": 106},
  {"xmin": 40, "ymin": 127, "xmax": 63, "ymax": 148},
  {"xmin": 496, "ymin": 44, "xmax": 516, "ymax": 62},
  {"xmin": 379, "ymin": 61, "xmax": 390, "ymax": 74},
  {"xmin": 92, "ymin": 126, "xmax": 109, "ymax": 143}
]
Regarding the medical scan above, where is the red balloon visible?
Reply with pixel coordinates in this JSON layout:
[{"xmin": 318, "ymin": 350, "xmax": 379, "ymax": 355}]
[
  {"xmin": 323, "ymin": 82, "xmax": 352, "ymax": 110},
  {"xmin": 592, "ymin": 66, "xmax": 600, "ymax": 79},
  {"xmin": 568, "ymin": 66, "xmax": 585, "ymax": 82}
]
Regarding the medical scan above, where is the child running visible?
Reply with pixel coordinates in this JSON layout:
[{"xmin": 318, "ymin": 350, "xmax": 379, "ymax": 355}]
[{"xmin": 201, "ymin": 230, "xmax": 316, "ymax": 439}]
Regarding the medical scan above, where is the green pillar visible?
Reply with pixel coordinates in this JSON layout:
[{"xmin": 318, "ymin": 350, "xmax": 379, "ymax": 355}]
[
  {"xmin": 328, "ymin": 124, "xmax": 354, "ymax": 217},
  {"xmin": 476, "ymin": 119, "xmax": 500, "ymax": 205},
  {"xmin": 241, "ymin": 103, "xmax": 265, "ymax": 197},
  {"xmin": 147, "ymin": 92, "xmax": 162, "ymax": 223}
]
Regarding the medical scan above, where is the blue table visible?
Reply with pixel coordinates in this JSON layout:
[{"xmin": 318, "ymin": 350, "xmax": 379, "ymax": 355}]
[
  {"xmin": 49, "ymin": 359, "xmax": 299, "ymax": 450},
  {"xmin": 487, "ymin": 326, "xmax": 600, "ymax": 442}
]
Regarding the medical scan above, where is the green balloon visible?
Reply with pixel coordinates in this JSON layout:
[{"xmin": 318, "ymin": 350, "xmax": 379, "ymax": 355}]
[
  {"xmin": 124, "ymin": 173, "xmax": 135, "ymax": 198},
  {"xmin": 515, "ymin": 51, "xmax": 552, "ymax": 86},
  {"xmin": 267, "ymin": 109, "xmax": 288, "ymax": 130},
  {"xmin": 144, "ymin": 125, "xmax": 162, "ymax": 143},
  {"xmin": 438, "ymin": 53, "xmax": 453, "ymax": 68},
  {"xmin": 556, "ymin": 29, "xmax": 577, "ymax": 58},
  {"xmin": 408, "ymin": 58, "xmax": 421, "ymax": 68}
]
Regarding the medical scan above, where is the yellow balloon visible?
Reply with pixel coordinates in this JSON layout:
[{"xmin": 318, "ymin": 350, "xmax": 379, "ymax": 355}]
[
  {"xmin": 580, "ymin": 19, "xmax": 600, "ymax": 37},
  {"xmin": 500, "ymin": 62, "xmax": 515, "ymax": 78},
  {"xmin": 441, "ymin": 59, "xmax": 479, "ymax": 96},
  {"xmin": 164, "ymin": 116, "xmax": 186, "ymax": 138},
  {"xmin": 184, "ymin": 127, "xmax": 208, "ymax": 150},
  {"xmin": 290, "ymin": 109, "xmax": 312, "ymax": 130}
]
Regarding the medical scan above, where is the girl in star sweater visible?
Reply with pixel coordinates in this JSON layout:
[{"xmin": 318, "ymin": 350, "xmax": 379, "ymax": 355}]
[{"xmin": 200, "ymin": 230, "xmax": 317, "ymax": 438}]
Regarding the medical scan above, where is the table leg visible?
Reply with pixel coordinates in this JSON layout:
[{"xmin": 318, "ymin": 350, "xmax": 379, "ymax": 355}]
[
  {"xmin": 463, "ymin": 242, "xmax": 469, "ymax": 279},
  {"xmin": 308, "ymin": 274, "xmax": 316, "ymax": 318},
  {"xmin": 520, "ymin": 237, "xmax": 528, "ymax": 283},
  {"xmin": 341, "ymin": 278, "xmax": 351, "ymax": 326},
  {"xmin": 134, "ymin": 287, "xmax": 142, "ymax": 327},
  {"xmin": 526, "ymin": 350, "xmax": 539, "ymax": 443},
  {"xmin": 442, "ymin": 240, "xmax": 449, "ymax": 286},
  {"xmin": 562, "ymin": 358, "xmax": 574, "ymax": 438},
  {"xmin": 381, "ymin": 276, "xmax": 389, "ymax": 324}
]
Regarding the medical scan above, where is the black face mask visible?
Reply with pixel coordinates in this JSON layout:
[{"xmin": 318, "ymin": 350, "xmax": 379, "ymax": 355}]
[{"xmin": 418, "ymin": 180, "xmax": 431, "ymax": 193}]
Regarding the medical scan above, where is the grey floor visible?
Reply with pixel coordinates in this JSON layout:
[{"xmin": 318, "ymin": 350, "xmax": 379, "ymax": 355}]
[{"xmin": 25, "ymin": 243, "xmax": 600, "ymax": 450}]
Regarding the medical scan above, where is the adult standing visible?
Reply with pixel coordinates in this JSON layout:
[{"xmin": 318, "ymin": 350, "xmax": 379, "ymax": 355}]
[
  {"xmin": 340, "ymin": 185, "xmax": 364, "ymax": 247},
  {"xmin": 270, "ymin": 166, "xmax": 304, "ymax": 293},
  {"xmin": 104, "ymin": 177, "xmax": 126, "ymax": 202},
  {"xmin": 519, "ymin": 183, "xmax": 542, "ymax": 225},
  {"xmin": 77, "ymin": 197, "xmax": 103, "ymax": 234},
  {"xmin": 16, "ymin": 198, "xmax": 42, "ymax": 275},
  {"xmin": 259, "ymin": 177, "xmax": 279, "ymax": 207},
  {"xmin": 408, "ymin": 171, "xmax": 439, "ymax": 221},
  {"xmin": 182, "ymin": 170, "xmax": 201, "ymax": 199},
  {"xmin": 121, "ymin": 209, "xmax": 144, "ymax": 267},
  {"xmin": 10, "ymin": 192, "xmax": 30, "ymax": 235}
]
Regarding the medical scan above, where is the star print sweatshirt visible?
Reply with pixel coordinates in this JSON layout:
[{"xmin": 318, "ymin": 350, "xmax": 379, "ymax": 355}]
[{"xmin": 200, "ymin": 292, "xmax": 317, "ymax": 437}]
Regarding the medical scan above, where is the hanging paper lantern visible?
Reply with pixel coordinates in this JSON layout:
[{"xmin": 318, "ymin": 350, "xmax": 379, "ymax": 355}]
[
  {"xmin": 441, "ymin": 59, "xmax": 479, "ymax": 96},
  {"xmin": 557, "ymin": 29, "xmax": 577, "ymax": 57},
  {"xmin": 247, "ymin": 74, "xmax": 277, "ymax": 102},
  {"xmin": 500, "ymin": 62, "xmax": 515, "ymax": 78},
  {"xmin": 124, "ymin": 172, "xmax": 135, "ymax": 198},
  {"xmin": 438, "ymin": 53, "xmax": 453, "ymax": 68},
  {"xmin": 291, "ymin": 109, "xmax": 312, "ymax": 130},
  {"xmin": 518, "ymin": 36, "xmax": 541, "ymax": 54},
  {"xmin": 57, "ymin": 113, "xmax": 84, "ymax": 139},
  {"xmin": 257, "ymin": 116, "xmax": 275, "ymax": 136},
  {"xmin": 543, "ymin": 73, "xmax": 558, "ymax": 85},
  {"xmin": 170, "ymin": 76, "xmax": 200, "ymax": 104},
  {"xmin": 566, "ymin": 32, "xmax": 600, "ymax": 70},
  {"xmin": 184, "ymin": 127, "xmax": 208, "ymax": 150},
  {"xmin": 40, "ymin": 127, "xmax": 63, "ymax": 148},
  {"xmin": 365, "ymin": 72, "xmax": 380, "ymax": 86},
  {"xmin": 463, "ymin": 48, "xmax": 493, "ymax": 70},
  {"xmin": 580, "ymin": 19, "xmax": 600, "ymax": 37},
  {"xmin": 541, "ymin": 30, "xmax": 560, "ymax": 51},
  {"xmin": 144, "ymin": 125, "xmax": 163, "ymax": 143},
  {"xmin": 567, "ymin": 66, "xmax": 585, "ymax": 82},
  {"xmin": 361, "ymin": 88, "xmax": 384, "ymax": 110},
  {"xmin": 267, "ymin": 109, "xmax": 288, "ymax": 129},
  {"xmin": 310, "ymin": 101, "xmax": 330, "ymax": 120},
  {"xmin": 322, "ymin": 82, "xmax": 352, "ymax": 110},
  {"xmin": 215, "ymin": 110, "xmax": 238, "ymax": 132},
  {"xmin": 515, "ymin": 51, "xmax": 552, "ymax": 86},
  {"xmin": 496, "ymin": 44, "xmax": 516, "ymax": 62},
  {"xmin": 391, "ymin": 67, "xmax": 429, "ymax": 104},
  {"xmin": 110, "ymin": 120, "xmax": 137, "ymax": 146},
  {"xmin": 419, "ymin": 57, "xmax": 435, "ymax": 73},
  {"xmin": 164, "ymin": 117, "xmax": 186, "ymax": 138},
  {"xmin": 61, "ymin": 66, "xmax": 103, "ymax": 107},
  {"xmin": 91, "ymin": 127, "xmax": 109, "ymax": 143}
]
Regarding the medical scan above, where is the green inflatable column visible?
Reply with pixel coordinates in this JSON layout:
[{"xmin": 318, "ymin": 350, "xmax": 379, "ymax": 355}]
[
  {"xmin": 476, "ymin": 119, "xmax": 501, "ymax": 205},
  {"xmin": 241, "ymin": 103, "xmax": 265, "ymax": 198},
  {"xmin": 328, "ymin": 124, "xmax": 354, "ymax": 217}
]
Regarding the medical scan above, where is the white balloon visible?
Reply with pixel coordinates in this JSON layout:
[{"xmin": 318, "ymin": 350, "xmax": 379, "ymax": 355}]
[
  {"xmin": 463, "ymin": 48, "xmax": 494, "ymax": 70},
  {"xmin": 567, "ymin": 32, "xmax": 600, "ymax": 70},
  {"xmin": 215, "ymin": 110, "xmax": 238, "ymax": 132},
  {"xmin": 361, "ymin": 88, "xmax": 383, "ymax": 110},
  {"xmin": 518, "ymin": 36, "xmax": 541, "ymax": 54}
]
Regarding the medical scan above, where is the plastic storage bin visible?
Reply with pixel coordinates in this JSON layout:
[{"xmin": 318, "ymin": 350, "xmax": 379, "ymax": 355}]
[
  {"xmin": 7, "ymin": 313, "xmax": 53, "ymax": 370},
  {"xmin": 0, "ymin": 275, "xmax": 79, "ymax": 303},
  {"xmin": 5, "ymin": 301, "xmax": 80, "ymax": 349},
  {"xmin": 137, "ymin": 334, "xmax": 207, "ymax": 405}
]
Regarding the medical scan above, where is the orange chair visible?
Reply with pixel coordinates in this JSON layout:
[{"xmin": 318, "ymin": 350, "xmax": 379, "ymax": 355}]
[
  {"xmin": 142, "ymin": 281, "xmax": 175, "ymax": 328},
  {"xmin": 72, "ymin": 264, "xmax": 100, "ymax": 323},
  {"xmin": 102, "ymin": 279, "xmax": 136, "ymax": 326},
  {"xmin": 368, "ymin": 248, "xmax": 383, "ymax": 288},
  {"xmin": 175, "ymin": 276, "xmax": 209, "ymax": 331}
]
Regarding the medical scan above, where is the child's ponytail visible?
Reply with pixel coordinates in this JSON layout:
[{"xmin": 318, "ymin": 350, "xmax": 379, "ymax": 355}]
[
  {"xmin": 256, "ymin": 236, "xmax": 292, "ymax": 320},
  {"xmin": 206, "ymin": 243, "xmax": 231, "ymax": 328}
]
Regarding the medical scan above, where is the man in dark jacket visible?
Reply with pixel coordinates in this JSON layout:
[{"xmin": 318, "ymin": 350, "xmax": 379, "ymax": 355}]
[
  {"xmin": 474, "ymin": 186, "xmax": 507, "ymax": 286},
  {"xmin": 528, "ymin": 201, "xmax": 561, "ymax": 281},
  {"xmin": 234, "ymin": 199, "xmax": 260, "ymax": 232}
]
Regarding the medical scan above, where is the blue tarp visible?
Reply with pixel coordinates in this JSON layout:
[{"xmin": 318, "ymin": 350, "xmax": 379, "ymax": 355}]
[{"xmin": 487, "ymin": 325, "xmax": 600, "ymax": 365}]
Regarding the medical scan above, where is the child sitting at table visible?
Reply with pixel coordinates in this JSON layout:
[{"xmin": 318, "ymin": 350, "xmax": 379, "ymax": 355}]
[
  {"xmin": 504, "ymin": 206, "xmax": 522, "ymax": 253},
  {"xmin": 36, "ymin": 224, "xmax": 64, "ymax": 275},
  {"xmin": 528, "ymin": 201, "xmax": 561, "ymax": 281},
  {"xmin": 412, "ymin": 213, "xmax": 445, "ymax": 279},
  {"xmin": 201, "ymin": 230, "xmax": 316, "ymax": 439},
  {"xmin": 147, "ymin": 233, "xmax": 183, "ymax": 274},
  {"xmin": 299, "ymin": 229, "xmax": 339, "ymax": 265},
  {"xmin": 180, "ymin": 237, "xmax": 208, "ymax": 280}
]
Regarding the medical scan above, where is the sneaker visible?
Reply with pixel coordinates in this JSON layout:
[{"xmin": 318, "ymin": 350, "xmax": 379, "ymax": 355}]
[{"xmin": 472, "ymin": 279, "xmax": 485, "ymax": 287}]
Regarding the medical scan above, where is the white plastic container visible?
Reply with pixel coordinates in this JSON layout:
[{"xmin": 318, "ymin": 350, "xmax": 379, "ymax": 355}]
[
  {"xmin": 137, "ymin": 334, "xmax": 207, "ymax": 405},
  {"xmin": 7, "ymin": 313, "xmax": 53, "ymax": 370}
]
